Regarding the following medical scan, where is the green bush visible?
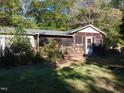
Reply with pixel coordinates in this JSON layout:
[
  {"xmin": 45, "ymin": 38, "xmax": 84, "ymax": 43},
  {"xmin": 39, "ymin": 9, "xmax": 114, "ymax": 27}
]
[
  {"xmin": 10, "ymin": 41, "xmax": 33, "ymax": 65},
  {"xmin": 32, "ymin": 52, "xmax": 47, "ymax": 63},
  {"xmin": 0, "ymin": 47, "xmax": 15, "ymax": 68},
  {"xmin": 48, "ymin": 50, "xmax": 64, "ymax": 62},
  {"xmin": 0, "ymin": 26, "xmax": 35, "ymax": 68},
  {"xmin": 10, "ymin": 26, "xmax": 33, "ymax": 65},
  {"xmin": 39, "ymin": 39, "xmax": 64, "ymax": 62}
]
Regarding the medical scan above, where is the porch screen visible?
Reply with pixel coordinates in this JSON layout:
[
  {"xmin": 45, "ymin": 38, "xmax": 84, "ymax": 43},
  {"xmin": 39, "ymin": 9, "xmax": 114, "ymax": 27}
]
[
  {"xmin": 61, "ymin": 38, "xmax": 73, "ymax": 46},
  {"xmin": 75, "ymin": 35, "xmax": 82, "ymax": 44},
  {"xmin": 75, "ymin": 33, "xmax": 82, "ymax": 47},
  {"xmin": 39, "ymin": 37, "xmax": 48, "ymax": 46}
]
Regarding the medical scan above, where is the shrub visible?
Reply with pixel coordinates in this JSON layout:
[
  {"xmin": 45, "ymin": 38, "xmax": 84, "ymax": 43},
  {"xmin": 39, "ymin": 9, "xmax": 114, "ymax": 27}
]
[
  {"xmin": 10, "ymin": 26, "xmax": 33, "ymax": 65},
  {"xmin": 48, "ymin": 50, "xmax": 64, "ymax": 62},
  {"xmin": 39, "ymin": 39, "xmax": 64, "ymax": 62},
  {"xmin": 0, "ymin": 47, "xmax": 15, "ymax": 68},
  {"xmin": 0, "ymin": 26, "xmax": 34, "ymax": 68},
  {"xmin": 33, "ymin": 52, "xmax": 47, "ymax": 63},
  {"xmin": 93, "ymin": 44, "xmax": 107, "ymax": 56}
]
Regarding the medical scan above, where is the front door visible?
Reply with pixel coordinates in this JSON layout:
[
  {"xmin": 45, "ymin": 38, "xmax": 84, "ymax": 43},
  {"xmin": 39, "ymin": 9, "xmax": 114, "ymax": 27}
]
[{"xmin": 86, "ymin": 37, "xmax": 93, "ymax": 54}]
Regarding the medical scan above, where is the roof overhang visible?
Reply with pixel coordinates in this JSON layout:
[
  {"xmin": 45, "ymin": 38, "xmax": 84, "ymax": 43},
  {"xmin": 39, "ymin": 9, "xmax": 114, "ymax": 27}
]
[
  {"xmin": 0, "ymin": 24, "xmax": 106, "ymax": 36},
  {"xmin": 34, "ymin": 33, "xmax": 73, "ymax": 38},
  {"xmin": 68, "ymin": 24, "xmax": 106, "ymax": 35}
]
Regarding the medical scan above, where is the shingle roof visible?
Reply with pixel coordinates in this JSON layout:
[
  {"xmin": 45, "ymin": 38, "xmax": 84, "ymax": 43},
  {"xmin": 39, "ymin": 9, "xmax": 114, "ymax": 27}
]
[
  {"xmin": 0, "ymin": 27, "xmax": 69, "ymax": 36},
  {"xmin": 26, "ymin": 29, "xmax": 67, "ymax": 36},
  {"xmin": 0, "ymin": 24, "xmax": 106, "ymax": 36}
]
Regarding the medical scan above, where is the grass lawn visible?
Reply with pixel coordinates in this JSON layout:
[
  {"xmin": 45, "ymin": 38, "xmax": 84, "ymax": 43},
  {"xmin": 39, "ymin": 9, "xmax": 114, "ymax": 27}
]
[{"xmin": 0, "ymin": 56, "xmax": 124, "ymax": 93}]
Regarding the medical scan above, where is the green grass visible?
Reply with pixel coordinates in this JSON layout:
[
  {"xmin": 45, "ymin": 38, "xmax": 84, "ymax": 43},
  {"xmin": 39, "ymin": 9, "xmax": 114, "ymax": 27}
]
[
  {"xmin": 0, "ymin": 64, "xmax": 70, "ymax": 93},
  {"xmin": 87, "ymin": 55, "xmax": 124, "ymax": 66},
  {"xmin": 58, "ymin": 64, "xmax": 124, "ymax": 93},
  {"xmin": 0, "ymin": 56, "xmax": 124, "ymax": 93}
]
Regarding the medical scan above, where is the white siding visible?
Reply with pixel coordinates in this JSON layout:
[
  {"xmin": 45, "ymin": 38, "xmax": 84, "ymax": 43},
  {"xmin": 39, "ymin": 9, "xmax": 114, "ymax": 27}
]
[
  {"xmin": 79, "ymin": 27, "xmax": 99, "ymax": 33},
  {"xmin": 0, "ymin": 35, "xmax": 6, "ymax": 50},
  {"xmin": 0, "ymin": 35, "xmax": 36, "ymax": 50},
  {"xmin": 28, "ymin": 36, "xmax": 36, "ymax": 48}
]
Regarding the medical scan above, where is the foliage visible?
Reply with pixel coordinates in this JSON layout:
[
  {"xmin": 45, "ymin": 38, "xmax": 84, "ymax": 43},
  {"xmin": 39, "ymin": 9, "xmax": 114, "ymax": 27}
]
[
  {"xmin": 10, "ymin": 15, "xmax": 38, "ymax": 28},
  {"xmin": 0, "ymin": 0, "xmax": 38, "ymax": 28},
  {"xmin": 39, "ymin": 39, "xmax": 64, "ymax": 62},
  {"xmin": 110, "ymin": 0, "xmax": 124, "ymax": 42},
  {"xmin": 29, "ymin": 0, "xmax": 74, "ymax": 30},
  {"xmin": 0, "ymin": 47, "xmax": 15, "ymax": 68},
  {"xmin": 0, "ymin": 0, "xmax": 76, "ymax": 30},
  {"xmin": 70, "ymin": 0, "xmax": 123, "ymax": 48},
  {"xmin": 110, "ymin": 0, "xmax": 124, "ymax": 9},
  {"xmin": 10, "ymin": 26, "xmax": 33, "ymax": 64},
  {"xmin": 32, "ymin": 52, "xmax": 47, "ymax": 64},
  {"xmin": 0, "ymin": 26, "xmax": 35, "ymax": 67},
  {"xmin": 93, "ymin": 44, "xmax": 107, "ymax": 56}
]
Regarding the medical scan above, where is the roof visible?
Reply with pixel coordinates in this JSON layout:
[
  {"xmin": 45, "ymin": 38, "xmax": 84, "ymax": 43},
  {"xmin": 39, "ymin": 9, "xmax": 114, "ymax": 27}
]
[
  {"xmin": 0, "ymin": 24, "xmax": 106, "ymax": 36},
  {"xmin": 67, "ymin": 24, "xmax": 106, "ymax": 35},
  {"xmin": 26, "ymin": 29, "xmax": 67, "ymax": 36},
  {"xmin": 0, "ymin": 27, "xmax": 70, "ymax": 36},
  {"xmin": 0, "ymin": 27, "xmax": 15, "ymax": 34}
]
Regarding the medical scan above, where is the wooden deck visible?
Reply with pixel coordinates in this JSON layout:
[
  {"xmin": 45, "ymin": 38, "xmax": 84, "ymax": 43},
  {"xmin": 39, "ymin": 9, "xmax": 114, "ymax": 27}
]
[{"xmin": 62, "ymin": 46, "xmax": 86, "ymax": 60}]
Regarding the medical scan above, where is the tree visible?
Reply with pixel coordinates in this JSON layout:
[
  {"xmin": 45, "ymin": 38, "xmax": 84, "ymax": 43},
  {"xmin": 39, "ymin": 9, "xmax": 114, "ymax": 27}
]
[
  {"xmin": 28, "ymin": 0, "xmax": 75, "ymax": 30},
  {"xmin": 69, "ymin": 0, "xmax": 123, "ymax": 48},
  {"xmin": 0, "ymin": 0, "xmax": 76, "ymax": 30},
  {"xmin": 110, "ymin": 0, "xmax": 124, "ymax": 45},
  {"xmin": 0, "ymin": 0, "xmax": 20, "ymax": 26},
  {"xmin": 110, "ymin": 0, "xmax": 124, "ymax": 9}
]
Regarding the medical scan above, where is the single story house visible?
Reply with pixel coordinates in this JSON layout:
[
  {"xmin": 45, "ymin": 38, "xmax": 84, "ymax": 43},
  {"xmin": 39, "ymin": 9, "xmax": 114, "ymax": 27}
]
[{"xmin": 0, "ymin": 24, "xmax": 106, "ymax": 59}]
